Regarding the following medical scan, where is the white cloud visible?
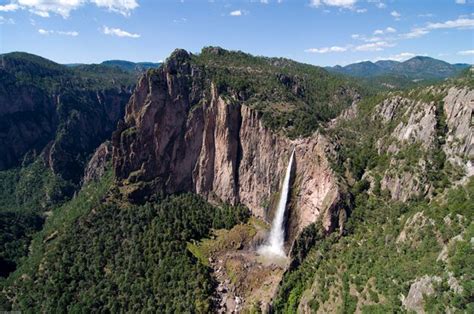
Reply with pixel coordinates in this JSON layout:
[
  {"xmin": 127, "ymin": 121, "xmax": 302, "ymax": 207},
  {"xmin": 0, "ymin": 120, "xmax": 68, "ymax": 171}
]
[
  {"xmin": 0, "ymin": 3, "xmax": 19, "ymax": 11},
  {"xmin": 38, "ymin": 28, "xmax": 50, "ymax": 35},
  {"xmin": 16, "ymin": 0, "xmax": 84, "ymax": 18},
  {"xmin": 426, "ymin": 18, "xmax": 474, "ymax": 30},
  {"xmin": 90, "ymin": 0, "xmax": 138, "ymax": 16},
  {"xmin": 354, "ymin": 41, "xmax": 395, "ymax": 51},
  {"xmin": 10, "ymin": 0, "xmax": 138, "ymax": 18},
  {"xmin": 102, "ymin": 26, "xmax": 140, "ymax": 38},
  {"xmin": 38, "ymin": 28, "xmax": 79, "ymax": 36},
  {"xmin": 455, "ymin": 0, "xmax": 466, "ymax": 4},
  {"xmin": 391, "ymin": 10, "xmax": 401, "ymax": 19},
  {"xmin": 401, "ymin": 27, "xmax": 429, "ymax": 39},
  {"xmin": 352, "ymin": 33, "xmax": 382, "ymax": 42},
  {"xmin": 401, "ymin": 17, "xmax": 474, "ymax": 39},
  {"xmin": 0, "ymin": 15, "xmax": 15, "ymax": 24},
  {"xmin": 173, "ymin": 17, "xmax": 187, "ymax": 23},
  {"xmin": 373, "ymin": 27, "xmax": 396, "ymax": 35},
  {"xmin": 356, "ymin": 8, "xmax": 367, "ymax": 13},
  {"xmin": 57, "ymin": 30, "xmax": 79, "ymax": 36},
  {"xmin": 310, "ymin": 0, "xmax": 357, "ymax": 8},
  {"xmin": 230, "ymin": 10, "xmax": 242, "ymax": 16},
  {"xmin": 367, "ymin": 0, "xmax": 385, "ymax": 8},
  {"xmin": 305, "ymin": 46, "xmax": 348, "ymax": 53},
  {"xmin": 458, "ymin": 50, "xmax": 474, "ymax": 55}
]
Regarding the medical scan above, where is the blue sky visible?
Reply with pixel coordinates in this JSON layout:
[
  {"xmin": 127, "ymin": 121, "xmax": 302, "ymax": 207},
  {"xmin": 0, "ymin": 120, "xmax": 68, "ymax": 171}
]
[{"xmin": 0, "ymin": 0, "xmax": 473, "ymax": 66}]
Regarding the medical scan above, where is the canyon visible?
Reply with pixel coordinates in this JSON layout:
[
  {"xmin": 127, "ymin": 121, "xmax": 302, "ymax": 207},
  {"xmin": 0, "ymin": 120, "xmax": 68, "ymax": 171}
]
[
  {"xmin": 112, "ymin": 49, "xmax": 349, "ymax": 250},
  {"xmin": 0, "ymin": 48, "xmax": 472, "ymax": 313}
]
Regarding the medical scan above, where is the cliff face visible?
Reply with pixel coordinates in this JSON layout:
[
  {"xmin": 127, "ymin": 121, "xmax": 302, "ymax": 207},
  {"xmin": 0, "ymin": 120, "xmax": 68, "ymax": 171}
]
[
  {"xmin": 0, "ymin": 57, "xmax": 132, "ymax": 184},
  {"xmin": 113, "ymin": 50, "xmax": 345, "ymax": 245},
  {"xmin": 292, "ymin": 84, "xmax": 473, "ymax": 313},
  {"xmin": 443, "ymin": 87, "xmax": 473, "ymax": 173},
  {"xmin": 0, "ymin": 82, "xmax": 57, "ymax": 170}
]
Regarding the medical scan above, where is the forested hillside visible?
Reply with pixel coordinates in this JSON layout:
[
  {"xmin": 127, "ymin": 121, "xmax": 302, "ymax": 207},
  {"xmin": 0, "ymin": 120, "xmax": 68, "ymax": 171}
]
[
  {"xmin": 275, "ymin": 76, "xmax": 474, "ymax": 312},
  {"xmin": 0, "ymin": 52, "xmax": 134, "ymax": 277}
]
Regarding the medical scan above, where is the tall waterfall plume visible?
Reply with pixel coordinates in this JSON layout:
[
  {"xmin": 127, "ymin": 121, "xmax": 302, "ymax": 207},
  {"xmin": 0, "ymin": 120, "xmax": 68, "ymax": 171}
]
[{"xmin": 259, "ymin": 148, "xmax": 295, "ymax": 257}]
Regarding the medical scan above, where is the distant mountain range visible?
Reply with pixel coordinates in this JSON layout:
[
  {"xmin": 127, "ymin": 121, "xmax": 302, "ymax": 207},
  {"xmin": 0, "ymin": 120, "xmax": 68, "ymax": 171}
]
[
  {"xmin": 66, "ymin": 60, "xmax": 161, "ymax": 74},
  {"xmin": 326, "ymin": 56, "xmax": 471, "ymax": 80},
  {"xmin": 100, "ymin": 60, "xmax": 161, "ymax": 73}
]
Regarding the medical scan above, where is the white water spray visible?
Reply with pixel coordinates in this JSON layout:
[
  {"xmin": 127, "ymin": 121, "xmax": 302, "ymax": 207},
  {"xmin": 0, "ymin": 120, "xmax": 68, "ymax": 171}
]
[{"xmin": 259, "ymin": 148, "xmax": 295, "ymax": 257}]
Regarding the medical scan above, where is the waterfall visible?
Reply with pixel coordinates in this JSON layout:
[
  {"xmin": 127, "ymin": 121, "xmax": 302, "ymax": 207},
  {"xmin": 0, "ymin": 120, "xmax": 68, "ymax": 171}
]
[{"xmin": 259, "ymin": 148, "xmax": 295, "ymax": 257}]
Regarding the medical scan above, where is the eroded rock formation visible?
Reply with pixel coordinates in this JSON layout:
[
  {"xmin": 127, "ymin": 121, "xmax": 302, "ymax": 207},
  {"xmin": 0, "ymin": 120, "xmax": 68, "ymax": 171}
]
[{"xmin": 113, "ymin": 50, "xmax": 346, "ymax": 246}]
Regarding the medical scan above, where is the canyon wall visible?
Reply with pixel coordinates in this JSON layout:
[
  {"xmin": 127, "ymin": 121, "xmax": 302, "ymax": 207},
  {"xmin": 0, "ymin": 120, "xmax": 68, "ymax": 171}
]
[{"xmin": 113, "ymin": 50, "xmax": 346, "ymax": 245}]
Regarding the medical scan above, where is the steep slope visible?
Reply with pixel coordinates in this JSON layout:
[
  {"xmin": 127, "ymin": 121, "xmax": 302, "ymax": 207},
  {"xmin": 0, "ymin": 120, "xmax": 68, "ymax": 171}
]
[
  {"xmin": 0, "ymin": 52, "xmax": 134, "ymax": 180},
  {"xmin": 1, "ymin": 177, "xmax": 250, "ymax": 312},
  {"xmin": 112, "ymin": 47, "xmax": 360, "ymax": 244},
  {"xmin": 275, "ymin": 78, "xmax": 474, "ymax": 313},
  {"xmin": 0, "ymin": 52, "xmax": 134, "ymax": 277},
  {"xmin": 1, "ymin": 48, "xmax": 471, "ymax": 313}
]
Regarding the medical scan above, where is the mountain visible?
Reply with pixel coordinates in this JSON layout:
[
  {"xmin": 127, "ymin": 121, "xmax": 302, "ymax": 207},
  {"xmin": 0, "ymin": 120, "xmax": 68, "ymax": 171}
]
[
  {"xmin": 327, "ymin": 56, "xmax": 471, "ymax": 80},
  {"xmin": 0, "ymin": 52, "xmax": 134, "ymax": 278},
  {"xmin": 65, "ymin": 60, "xmax": 161, "ymax": 75},
  {"xmin": 0, "ymin": 51, "xmax": 134, "ymax": 176},
  {"xmin": 101, "ymin": 60, "xmax": 161, "ymax": 73},
  {"xmin": 374, "ymin": 59, "xmax": 399, "ymax": 70},
  {"xmin": 0, "ymin": 48, "xmax": 472, "ymax": 313}
]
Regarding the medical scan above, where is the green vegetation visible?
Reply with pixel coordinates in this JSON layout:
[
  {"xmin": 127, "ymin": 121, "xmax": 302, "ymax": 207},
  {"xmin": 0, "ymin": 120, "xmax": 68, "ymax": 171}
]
[
  {"xmin": 0, "ymin": 212, "xmax": 43, "ymax": 277},
  {"xmin": 1, "ymin": 169, "xmax": 250, "ymax": 313},
  {"xmin": 1, "ymin": 52, "xmax": 136, "ymax": 91},
  {"xmin": 187, "ymin": 216, "xmax": 264, "ymax": 266},
  {"xmin": 0, "ymin": 158, "xmax": 74, "ymax": 214},
  {"xmin": 100, "ymin": 60, "xmax": 161, "ymax": 74},
  {"xmin": 0, "ymin": 158, "xmax": 75, "ymax": 277},
  {"xmin": 274, "ymin": 178, "xmax": 473, "ymax": 313},
  {"xmin": 0, "ymin": 51, "xmax": 133, "ymax": 176},
  {"xmin": 327, "ymin": 56, "xmax": 469, "ymax": 81},
  {"xmin": 0, "ymin": 48, "xmax": 472, "ymax": 312},
  {"xmin": 191, "ymin": 47, "xmax": 364, "ymax": 138},
  {"xmin": 275, "ymin": 82, "xmax": 473, "ymax": 312}
]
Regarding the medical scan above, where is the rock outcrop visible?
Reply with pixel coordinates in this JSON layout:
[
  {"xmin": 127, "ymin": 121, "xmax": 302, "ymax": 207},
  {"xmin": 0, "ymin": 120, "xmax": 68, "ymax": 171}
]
[
  {"xmin": 402, "ymin": 275, "xmax": 441, "ymax": 313},
  {"xmin": 443, "ymin": 87, "xmax": 474, "ymax": 171},
  {"xmin": 113, "ymin": 50, "xmax": 345, "ymax": 247},
  {"xmin": 0, "ymin": 83, "xmax": 57, "ymax": 170},
  {"xmin": 83, "ymin": 141, "xmax": 113, "ymax": 185},
  {"xmin": 371, "ymin": 88, "xmax": 473, "ymax": 202},
  {"xmin": 0, "ymin": 55, "xmax": 132, "ymax": 185}
]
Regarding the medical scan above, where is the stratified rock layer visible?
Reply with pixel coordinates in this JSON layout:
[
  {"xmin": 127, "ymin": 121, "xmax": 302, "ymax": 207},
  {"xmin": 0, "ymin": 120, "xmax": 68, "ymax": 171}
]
[{"xmin": 113, "ymin": 50, "xmax": 345, "ymax": 245}]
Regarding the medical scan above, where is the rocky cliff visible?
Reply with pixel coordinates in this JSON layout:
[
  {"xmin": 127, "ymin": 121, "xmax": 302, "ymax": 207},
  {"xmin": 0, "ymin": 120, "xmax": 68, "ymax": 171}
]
[
  {"xmin": 0, "ymin": 52, "xmax": 133, "ymax": 185},
  {"xmin": 285, "ymin": 80, "xmax": 473, "ymax": 313},
  {"xmin": 113, "ymin": 49, "xmax": 352, "ymax": 247}
]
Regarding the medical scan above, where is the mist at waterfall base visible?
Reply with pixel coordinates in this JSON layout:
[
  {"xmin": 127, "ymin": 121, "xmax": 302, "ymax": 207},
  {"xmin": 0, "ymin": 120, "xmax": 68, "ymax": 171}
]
[{"xmin": 258, "ymin": 149, "xmax": 295, "ymax": 258}]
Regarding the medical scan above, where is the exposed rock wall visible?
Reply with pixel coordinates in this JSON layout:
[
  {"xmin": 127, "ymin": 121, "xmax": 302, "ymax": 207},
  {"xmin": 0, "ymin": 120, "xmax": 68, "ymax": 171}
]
[
  {"xmin": 443, "ymin": 87, "xmax": 474, "ymax": 170},
  {"xmin": 113, "ymin": 50, "xmax": 344, "ymax": 246},
  {"xmin": 371, "ymin": 88, "xmax": 473, "ymax": 202},
  {"xmin": 83, "ymin": 141, "xmax": 113, "ymax": 185},
  {"xmin": 0, "ymin": 84, "xmax": 57, "ymax": 170},
  {"xmin": 0, "ymin": 83, "xmax": 130, "ymax": 184}
]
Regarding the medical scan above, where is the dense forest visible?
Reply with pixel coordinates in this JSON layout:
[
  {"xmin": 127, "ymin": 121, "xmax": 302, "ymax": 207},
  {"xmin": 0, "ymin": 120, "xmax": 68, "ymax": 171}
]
[{"xmin": 1, "ymin": 168, "xmax": 250, "ymax": 312}]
